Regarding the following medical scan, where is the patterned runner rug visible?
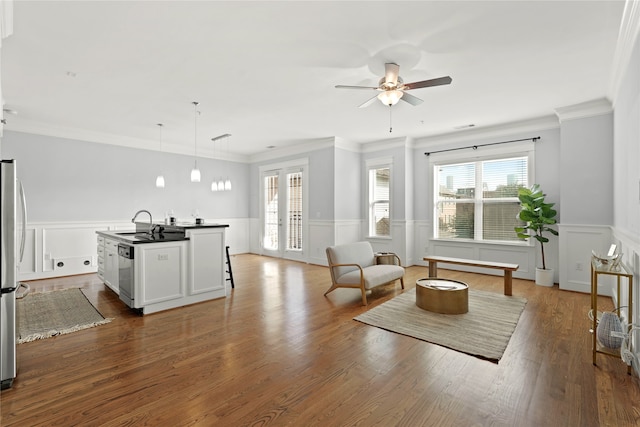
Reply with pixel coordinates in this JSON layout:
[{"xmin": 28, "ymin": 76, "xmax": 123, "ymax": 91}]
[{"xmin": 17, "ymin": 288, "xmax": 112, "ymax": 343}]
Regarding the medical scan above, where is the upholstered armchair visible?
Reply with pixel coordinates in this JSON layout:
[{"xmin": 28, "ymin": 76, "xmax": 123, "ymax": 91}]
[{"xmin": 325, "ymin": 241, "xmax": 405, "ymax": 305}]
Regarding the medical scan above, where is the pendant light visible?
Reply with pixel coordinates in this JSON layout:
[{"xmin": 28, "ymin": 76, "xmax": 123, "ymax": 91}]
[
  {"xmin": 211, "ymin": 133, "xmax": 232, "ymax": 192},
  {"xmin": 224, "ymin": 134, "xmax": 232, "ymax": 190},
  {"xmin": 210, "ymin": 133, "xmax": 218, "ymax": 191},
  {"xmin": 190, "ymin": 101, "xmax": 201, "ymax": 182},
  {"xmin": 155, "ymin": 123, "xmax": 165, "ymax": 188}
]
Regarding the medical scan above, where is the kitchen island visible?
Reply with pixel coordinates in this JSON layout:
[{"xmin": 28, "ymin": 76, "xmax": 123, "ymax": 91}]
[{"xmin": 97, "ymin": 222, "xmax": 229, "ymax": 314}]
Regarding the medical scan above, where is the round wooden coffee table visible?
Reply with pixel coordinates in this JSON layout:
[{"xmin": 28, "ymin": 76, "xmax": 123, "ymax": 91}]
[{"xmin": 415, "ymin": 278, "xmax": 469, "ymax": 314}]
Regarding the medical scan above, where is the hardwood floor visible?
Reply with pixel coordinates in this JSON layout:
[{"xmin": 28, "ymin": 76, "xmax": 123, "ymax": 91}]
[{"xmin": 1, "ymin": 254, "xmax": 639, "ymax": 426}]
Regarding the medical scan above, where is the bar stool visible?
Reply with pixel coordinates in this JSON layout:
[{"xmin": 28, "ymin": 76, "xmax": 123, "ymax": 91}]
[{"xmin": 225, "ymin": 246, "xmax": 235, "ymax": 289}]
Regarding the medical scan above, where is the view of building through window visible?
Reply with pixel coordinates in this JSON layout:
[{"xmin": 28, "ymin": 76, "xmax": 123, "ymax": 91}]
[{"xmin": 435, "ymin": 156, "xmax": 528, "ymax": 242}]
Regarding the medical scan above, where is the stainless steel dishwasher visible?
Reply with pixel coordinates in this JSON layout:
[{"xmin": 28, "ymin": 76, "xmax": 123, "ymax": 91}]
[{"xmin": 117, "ymin": 243, "xmax": 135, "ymax": 308}]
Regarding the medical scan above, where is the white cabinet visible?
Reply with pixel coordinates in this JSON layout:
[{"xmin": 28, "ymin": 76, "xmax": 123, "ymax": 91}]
[
  {"xmin": 96, "ymin": 236, "xmax": 105, "ymax": 281},
  {"xmin": 134, "ymin": 242, "xmax": 187, "ymax": 309},
  {"xmin": 104, "ymin": 238, "xmax": 119, "ymax": 293},
  {"xmin": 186, "ymin": 228, "xmax": 226, "ymax": 296},
  {"xmin": 98, "ymin": 236, "xmax": 119, "ymax": 294}
]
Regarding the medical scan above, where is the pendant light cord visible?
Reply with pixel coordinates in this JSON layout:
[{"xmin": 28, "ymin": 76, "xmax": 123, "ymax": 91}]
[{"xmin": 193, "ymin": 101, "xmax": 199, "ymax": 167}]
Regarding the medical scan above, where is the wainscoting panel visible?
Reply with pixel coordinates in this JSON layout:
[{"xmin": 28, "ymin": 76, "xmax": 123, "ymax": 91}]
[
  {"xmin": 478, "ymin": 247, "xmax": 532, "ymax": 275},
  {"xmin": 249, "ymin": 218, "xmax": 261, "ymax": 255},
  {"xmin": 559, "ymin": 224, "xmax": 612, "ymax": 294},
  {"xmin": 334, "ymin": 220, "xmax": 361, "ymax": 246},
  {"xmin": 430, "ymin": 242, "xmax": 475, "ymax": 261},
  {"xmin": 20, "ymin": 218, "xmax": 251, "ymax": 281},
  {"xmin": 405, "ymin": 220, "xmax": 415, "ymax": 266},
  {"xmin": 427, "ymin": 240, "xmax": 535, "ymax": 280},
  {"xmin": 611, "ymin": 227, "xmax": 640, "ymax": 378},
  {"xmin": 18, "ymin": 227, "xmax": 37, "ymax": 275},
  {"xmin": 414, "ymin": 220, "xmax": 431, "ymax": 267},
  {"xmin": 308, "ymin": 220, "xmax": 335, "ymax": 266}
]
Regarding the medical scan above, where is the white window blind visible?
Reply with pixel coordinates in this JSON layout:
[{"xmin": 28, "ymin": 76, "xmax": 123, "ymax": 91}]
[
  {"xmin": 369, "ymin": 166, "xmax": 390, "ymax": 237},
  {"xmin": 435, "ymin": 155, "xmax": 528, "ymax": 242}
]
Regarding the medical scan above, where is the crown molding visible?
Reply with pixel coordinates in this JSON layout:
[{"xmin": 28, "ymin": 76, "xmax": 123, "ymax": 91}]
[
  {"xmin": 5, "ymin": 119, "xmax": 251, "ymax": 163},
  {"xmin": 334, "ymin": 136, "xmax": 361, "ymax": 153},
  {"xmin": 248, "ymin": 137, "xmax": 336, "ymax": 164},
  {"xmin": 554, "ymin": 98, "xmax": 613, "ymax": 123},
  {"xmin": 413, "ymin": 115, "xmax": 559, "ymax": 149},
  {"xmin": 360, "ymin": 136, "xmax": 411, "ymax": 153},
  {"xmin": 609, "ymin": 0, "xmax": 640, "ymax": 105}
]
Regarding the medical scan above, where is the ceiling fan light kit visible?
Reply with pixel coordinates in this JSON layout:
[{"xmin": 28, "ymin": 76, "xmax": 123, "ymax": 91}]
[
  {"xmin": 336, "ymin": 62, "xmax": 452, "ymax": 133},
  {"xmin": 378, "ymin": 89, "xmax": 403, "ymax": 106},
  {"xmin": 336, "ymin": 62, "xmax": 452, "ymax": 108}
]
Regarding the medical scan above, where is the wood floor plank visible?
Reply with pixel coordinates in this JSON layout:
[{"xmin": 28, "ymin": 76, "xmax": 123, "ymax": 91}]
[{"xmin": 1, "ymin": 254, "xmax": 639, "ymax": 426}]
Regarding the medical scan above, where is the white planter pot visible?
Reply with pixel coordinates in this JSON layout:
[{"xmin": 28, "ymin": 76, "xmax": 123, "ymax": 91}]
[{"xmin": 535, "ymin": 268, "xmax": 554, "ymax": 287}]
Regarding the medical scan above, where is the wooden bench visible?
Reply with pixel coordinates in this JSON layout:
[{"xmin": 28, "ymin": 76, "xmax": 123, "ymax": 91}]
[{"xmin": 422, "ymin": 256, "xmax": 519, "ymax": 296}]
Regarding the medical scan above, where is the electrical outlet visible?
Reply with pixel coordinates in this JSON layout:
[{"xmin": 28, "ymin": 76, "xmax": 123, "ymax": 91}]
[
  {"xmin": 576, "ymin": 262, "xmax": 583, "ymax": 271},
  {"xmin": 158, "ymin": 254, "xmax": 169, "ymax": 261}
]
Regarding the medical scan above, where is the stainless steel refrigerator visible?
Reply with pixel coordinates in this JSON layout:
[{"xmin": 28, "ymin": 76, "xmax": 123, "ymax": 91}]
[{"xmin": 1, "ymin": 159, "xmax": 27, "ymax": 390}]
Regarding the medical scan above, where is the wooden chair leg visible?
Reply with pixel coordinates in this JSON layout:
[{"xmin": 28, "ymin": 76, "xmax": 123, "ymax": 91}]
[
  {"xmin": 400, "ymin": 277, "xmax": 405, "ymax": 289},
  {"xmin": 360, "ymin": 288, "xmax": 368, "ymax": 306},
  {"xmin": 324, "ymin": 284, "xmax": 338, "ymax": 296}
]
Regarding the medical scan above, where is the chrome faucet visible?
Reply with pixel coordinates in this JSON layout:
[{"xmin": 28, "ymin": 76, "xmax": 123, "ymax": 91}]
[{"xmin": 131, "ymin": 209, "xmax": 153, "ymax": 234}]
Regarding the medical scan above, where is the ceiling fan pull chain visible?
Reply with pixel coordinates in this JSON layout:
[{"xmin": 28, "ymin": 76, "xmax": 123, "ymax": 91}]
[{"xmin": 389, "ymin": 105, "xmax": 393, "ymax": 133}]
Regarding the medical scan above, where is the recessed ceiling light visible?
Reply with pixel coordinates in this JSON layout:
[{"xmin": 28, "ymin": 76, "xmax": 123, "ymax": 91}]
[
  {"xmin": 266, "ymin": 145, "xmax": 276, "ymax": 149},
  {"xmin": 66, "ymin": 71, "xmax": 77, "ymax": 77}
]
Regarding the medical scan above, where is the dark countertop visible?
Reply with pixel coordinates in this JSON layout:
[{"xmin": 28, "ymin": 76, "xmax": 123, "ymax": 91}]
[
  {"xmin": 97, "ymin": 221, "xmax": 229, "ymax": 245},
  {"xmin": 164, "ymin": 222, "xmax": 229, "ymax": 229},
  {"xmin": 96, "ymin": 230, "xmax": 189, "ymax": 245}
]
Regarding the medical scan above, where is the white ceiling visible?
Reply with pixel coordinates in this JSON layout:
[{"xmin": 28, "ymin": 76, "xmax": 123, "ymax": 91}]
[{"xmin": 1, "ymin": 1, "xmax": 625, "ymax": 159}]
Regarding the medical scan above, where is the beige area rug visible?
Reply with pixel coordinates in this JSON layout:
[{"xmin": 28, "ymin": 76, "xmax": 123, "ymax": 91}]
[
  {"xmin": 354, "ymin": 289, "xmax": 527, "ymax": 363},
  {"xmin": 17, "ymin": 288, "xmax": 112, "ymax": 343}
]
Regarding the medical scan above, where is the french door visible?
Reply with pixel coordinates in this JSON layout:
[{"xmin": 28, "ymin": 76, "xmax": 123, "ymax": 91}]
[{"xmin": 261, "ymin": 163, "xmax": 307, "ymax": 261}]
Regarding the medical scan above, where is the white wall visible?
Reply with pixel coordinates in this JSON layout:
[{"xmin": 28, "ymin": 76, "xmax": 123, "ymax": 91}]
[
  {"xmin": 334, "ymin": 146, "xmax": 361, "ymax": 220},
  {"xmin": 611, "ymin": 0, "xmax": 640, "ymax": 377},
  {"xmin": 559, "ymin": 109, "xmax": 613, "ymax": 225},
  {"xmin": 2, "ymin": 130, "xmax": 251, "ymax": 280},
  {"xmin": 2, "ymin": 131, "xmax": 250, "ymax": 222}
]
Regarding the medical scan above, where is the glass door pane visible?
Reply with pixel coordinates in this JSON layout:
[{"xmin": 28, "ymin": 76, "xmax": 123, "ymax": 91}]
[
  {"xmin": 287, "ymin": 171, "xmax": 303, "ymax": 251},
  {"xmin": 263, "ymin": 173, "xmax": 279, "ymax": 251}
]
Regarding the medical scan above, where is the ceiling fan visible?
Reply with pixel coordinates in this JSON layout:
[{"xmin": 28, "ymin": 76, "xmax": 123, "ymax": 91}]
[{"xmin": 335, "ymin": 62, "xmax": 452, "ymax": 108}]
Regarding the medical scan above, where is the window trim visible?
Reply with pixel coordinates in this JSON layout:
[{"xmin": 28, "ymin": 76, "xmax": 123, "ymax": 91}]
[
  {"xmin": 366, "ymin": 157, "xmax": 393, "ymax": 239},
  {"xmin": 429, "ymin": 143, "xmax": 535, "ymax": 245}
]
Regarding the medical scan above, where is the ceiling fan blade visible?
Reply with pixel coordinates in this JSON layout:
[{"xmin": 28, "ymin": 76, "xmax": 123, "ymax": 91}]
[
  {"xmin": 358, "ymin": 95, "xmax": 379, "ymax": 108},
  {"xmin": 403, "ymin": 76, "xmax": 452, "ymax": 90},
  {"xmin": 399, "ymin": 91, "xmax": 423, "ymax": 106},
  {"xmin": 384, "ymin": 63, "xmax": 400, "ymax": 86},
  {"xmin": 335, "ymin": 85, "xmax": 379, "ymax": 90}
]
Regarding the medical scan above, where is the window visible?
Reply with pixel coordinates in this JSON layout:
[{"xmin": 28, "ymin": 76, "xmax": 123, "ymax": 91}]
[
  {"xmin": 368, "ymin": 164, "xmax": 391, "ymax": 237},
  {"xmin": 434, "ymin": 155, "xmax": 528, "ymax": 242}
]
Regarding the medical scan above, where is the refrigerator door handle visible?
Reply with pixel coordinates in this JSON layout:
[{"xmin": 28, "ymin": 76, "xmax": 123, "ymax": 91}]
[{"xmin": 18, "ymin": 180, "xmax": 27, "ymax": 264}]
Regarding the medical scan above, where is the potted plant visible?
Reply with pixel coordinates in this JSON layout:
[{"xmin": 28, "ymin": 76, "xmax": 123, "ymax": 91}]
[{"xmin": 514, "ymin": 184, "xmax": 558, "ymax": 286}]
